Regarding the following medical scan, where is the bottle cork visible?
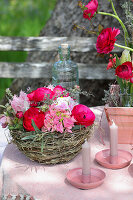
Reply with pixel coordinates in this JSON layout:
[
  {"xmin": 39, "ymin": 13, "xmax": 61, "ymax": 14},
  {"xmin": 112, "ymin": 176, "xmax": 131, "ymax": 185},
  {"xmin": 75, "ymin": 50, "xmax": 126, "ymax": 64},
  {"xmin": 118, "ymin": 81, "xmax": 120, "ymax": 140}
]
[{"xmin": 61, "ymin": 43, "xmax": 69, "ymax": 55}]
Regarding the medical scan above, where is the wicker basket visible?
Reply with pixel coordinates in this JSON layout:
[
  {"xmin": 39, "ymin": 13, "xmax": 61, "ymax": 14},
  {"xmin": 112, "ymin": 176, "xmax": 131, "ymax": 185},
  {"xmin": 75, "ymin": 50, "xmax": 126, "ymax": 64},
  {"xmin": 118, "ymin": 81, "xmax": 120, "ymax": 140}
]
[{"xmin": 10, "ymin": 126, "xmax": 94, "ymax": 165}]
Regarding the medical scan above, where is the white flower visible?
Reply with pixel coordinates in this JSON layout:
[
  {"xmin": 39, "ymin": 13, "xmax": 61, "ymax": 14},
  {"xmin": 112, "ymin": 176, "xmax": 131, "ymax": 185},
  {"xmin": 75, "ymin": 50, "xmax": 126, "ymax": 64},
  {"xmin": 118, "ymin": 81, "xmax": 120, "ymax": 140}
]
[{"xmin": 54, "ymin": 96, "xmax": 78, "ymax": 112}]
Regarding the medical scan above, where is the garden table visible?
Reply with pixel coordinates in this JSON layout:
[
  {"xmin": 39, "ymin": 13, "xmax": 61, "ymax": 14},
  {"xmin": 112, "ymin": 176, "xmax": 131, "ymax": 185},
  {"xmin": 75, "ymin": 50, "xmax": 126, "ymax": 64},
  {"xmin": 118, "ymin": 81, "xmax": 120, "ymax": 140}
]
[{"xmin": 0, "ymin": 106, "xmax": 133, "ymax": 200}]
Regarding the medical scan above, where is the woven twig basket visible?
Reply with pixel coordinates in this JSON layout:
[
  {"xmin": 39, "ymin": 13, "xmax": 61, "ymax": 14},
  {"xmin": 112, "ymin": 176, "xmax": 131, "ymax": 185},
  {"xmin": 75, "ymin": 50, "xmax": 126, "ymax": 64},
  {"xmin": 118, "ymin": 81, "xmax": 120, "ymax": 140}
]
[{"xmin": 10, "ymin": 126, "xmax": 94, "ymax": 165}]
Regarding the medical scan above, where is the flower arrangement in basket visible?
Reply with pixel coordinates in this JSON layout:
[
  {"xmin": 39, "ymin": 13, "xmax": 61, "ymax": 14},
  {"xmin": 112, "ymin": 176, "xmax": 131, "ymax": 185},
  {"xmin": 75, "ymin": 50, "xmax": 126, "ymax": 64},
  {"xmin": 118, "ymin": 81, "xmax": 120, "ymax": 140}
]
[
  {"xmin": 0, "ymin": 85, "xmax": 95, "ymax": 164},
  {"xmin": 78, "ymin": 0, "xmax": 133, "ymax": 107}
]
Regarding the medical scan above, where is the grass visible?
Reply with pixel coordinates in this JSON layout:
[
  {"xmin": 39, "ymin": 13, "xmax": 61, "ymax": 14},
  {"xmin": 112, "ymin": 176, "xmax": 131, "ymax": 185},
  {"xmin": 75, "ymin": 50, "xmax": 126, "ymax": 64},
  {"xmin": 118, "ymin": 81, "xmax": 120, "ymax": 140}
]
[{"xmin": 0, "ymin": 0, "xmax": 57, "ymax": 100}]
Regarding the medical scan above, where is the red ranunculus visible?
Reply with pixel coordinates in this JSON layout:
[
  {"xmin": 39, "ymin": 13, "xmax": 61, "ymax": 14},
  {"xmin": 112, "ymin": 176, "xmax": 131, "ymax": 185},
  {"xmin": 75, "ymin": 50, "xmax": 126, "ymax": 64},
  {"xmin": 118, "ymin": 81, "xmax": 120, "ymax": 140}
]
[
  {"xmin": 23, "ymin": 107, "xmax": 45, "ymax": 131},
  {"xmin": 34, "ymin": 87, "xmax": 54, "ymax": 102},
  {"xmin": 83, "ymin": 0, "xmax": 98, "ymax": 20},
  {"xmin": 53, "ymin": 85, "xmax": 69, "ymax": 99},
  {"xmin": 16, "ymin": 111, "xmax": 23, "ymax": 119},
  {"xmin": 53, "ymin": 85, "xmax": 65, "ymax": 96},
  {"xmin": 107, "ymin": 55, "xmax": 116, "ymax": 70},
  {"xmin": 115, "ymin": 61, "xmax": 133, "ymax": 80},
  {"xmin": 27, "ymin": 90, "xmax": 36, "ymax": 101},
  {"xmin": 130, "ymin": 77, "xmax": 133, "ymax": 83},
  {"xmin": 72, "ymin": 104, "xmax": 95, "ymax": 127},
  {"xmin": 96, "ymin": 27, "xmax": 120, "ymax": 54}
]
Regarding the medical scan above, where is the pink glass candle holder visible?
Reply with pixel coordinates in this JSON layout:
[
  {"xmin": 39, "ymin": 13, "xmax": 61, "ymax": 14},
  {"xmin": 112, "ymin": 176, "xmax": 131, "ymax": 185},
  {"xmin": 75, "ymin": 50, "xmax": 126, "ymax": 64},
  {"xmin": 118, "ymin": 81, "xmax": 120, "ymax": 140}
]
[
  {"xmin": 66, "ymin": 168, "xmax": 106, "ymax": 189},
  {"xmin": 95, "ymin": 149, "xmax": 132, "ymax": 169},
  {"xmin": 95, "ymin": 119, "xmax": 132, "ymax": 169}
]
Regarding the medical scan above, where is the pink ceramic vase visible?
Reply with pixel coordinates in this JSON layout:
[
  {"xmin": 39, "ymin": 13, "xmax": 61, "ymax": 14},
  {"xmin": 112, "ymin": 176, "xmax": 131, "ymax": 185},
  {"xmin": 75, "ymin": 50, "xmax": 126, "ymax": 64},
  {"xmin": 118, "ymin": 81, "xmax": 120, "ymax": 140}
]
[{"xmin": 105, "ymin": 107, "xmax": 133, "ymax": 144}]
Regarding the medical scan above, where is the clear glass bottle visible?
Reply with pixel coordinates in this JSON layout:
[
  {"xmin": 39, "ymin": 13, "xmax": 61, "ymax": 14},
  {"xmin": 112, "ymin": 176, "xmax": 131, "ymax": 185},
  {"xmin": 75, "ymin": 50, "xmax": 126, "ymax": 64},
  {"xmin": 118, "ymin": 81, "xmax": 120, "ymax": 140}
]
[
  {"xmin": 120, "ymin": 89, "xmax": 133, "ymax": 107},
  {"xmin": 52, "ymin": 43, "xmax": 79, "ymax": 90}
]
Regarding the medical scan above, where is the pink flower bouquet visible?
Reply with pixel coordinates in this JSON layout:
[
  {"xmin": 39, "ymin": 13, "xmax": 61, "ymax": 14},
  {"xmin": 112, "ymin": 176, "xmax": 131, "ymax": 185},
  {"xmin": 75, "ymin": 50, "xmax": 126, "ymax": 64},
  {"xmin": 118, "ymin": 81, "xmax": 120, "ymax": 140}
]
[{"xmin": 0, "ymin": 85, "xmax": 95, "ymax": 164}]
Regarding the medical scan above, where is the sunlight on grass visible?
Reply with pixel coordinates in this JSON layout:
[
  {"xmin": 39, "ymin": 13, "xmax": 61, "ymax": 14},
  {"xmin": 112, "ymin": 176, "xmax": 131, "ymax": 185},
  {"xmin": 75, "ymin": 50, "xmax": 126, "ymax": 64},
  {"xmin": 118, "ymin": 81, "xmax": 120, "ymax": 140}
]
[{"xmin": 0, "ymin": 0, "xmax": 57, "ymax": 100}]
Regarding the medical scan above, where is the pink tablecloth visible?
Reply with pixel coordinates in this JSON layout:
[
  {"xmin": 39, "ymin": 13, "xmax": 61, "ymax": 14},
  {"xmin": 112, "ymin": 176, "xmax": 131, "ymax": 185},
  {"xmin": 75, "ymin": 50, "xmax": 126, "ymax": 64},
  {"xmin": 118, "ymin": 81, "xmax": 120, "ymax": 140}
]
[{"xmin": 0, "ymin": 106, "xmax": 133, "ymax": 200}]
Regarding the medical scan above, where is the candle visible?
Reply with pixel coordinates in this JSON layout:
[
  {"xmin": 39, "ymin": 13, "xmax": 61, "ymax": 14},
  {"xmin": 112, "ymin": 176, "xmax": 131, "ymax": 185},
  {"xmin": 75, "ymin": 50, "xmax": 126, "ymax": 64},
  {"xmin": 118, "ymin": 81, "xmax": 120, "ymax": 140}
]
[
  {"xmin": 82, "ymin": 139, "xmax": 91, "ymax": 175},
  {"xmin": 109, "ymin": 120, "xmax": 118, "ymax": 157}
]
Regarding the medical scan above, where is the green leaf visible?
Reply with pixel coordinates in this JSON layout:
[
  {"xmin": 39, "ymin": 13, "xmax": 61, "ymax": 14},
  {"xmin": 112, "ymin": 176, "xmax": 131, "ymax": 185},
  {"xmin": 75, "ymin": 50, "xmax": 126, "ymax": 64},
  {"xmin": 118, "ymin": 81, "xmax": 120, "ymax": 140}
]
[
  {"xmin": 130, "ymin": 83, "xmax": 133, "ymax": 94},
  {"xmin": 21, "ymin": 135, "xmax": 36, "ymax": 140},
  {"xmin": 120, "ymin": 50, "xmax": 131, "ymax": 64},
  {"xmin": 72, "ymin": 125, "xmax": 84, "ymax": 130},
  {"xmin": 98, "ymin": 24, "xmax": 104, "ymax": 34},
  {"xmin": 0, "ymin": 105, "xmax": 6, "ymax": 108},
  {"xmin": 115, "ymin": 54, "xmax": 121, "ymax": 67},
  {"xmin": 41, "ymin": 138, "xmax": 44, "ymax": 153},
  {"xmin": 116, "ymin": 77, "xmax": 124, "ymax": 93},
  {"xmin": 31, "ymin": 119, "xmax": 42, "ymax": 134}
]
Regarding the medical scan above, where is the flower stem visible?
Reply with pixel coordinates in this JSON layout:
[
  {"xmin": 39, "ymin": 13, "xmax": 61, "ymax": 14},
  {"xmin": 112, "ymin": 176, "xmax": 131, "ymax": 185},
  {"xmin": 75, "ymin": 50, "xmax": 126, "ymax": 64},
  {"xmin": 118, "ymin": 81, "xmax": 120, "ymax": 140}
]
[
  {"xmin": 114, "ymin": 43, "xmax": 133, "ymax": 52},
  {"xmin": 73, "ymin": 24, "xmax": 98, "ymax": 36},
  {"xmin": 98, "ymin": 11, "xmax": 129, "ymax": 46},
  {"xmin": 109, "ymin": 0, "xmax": 118, "ymax": 16}
]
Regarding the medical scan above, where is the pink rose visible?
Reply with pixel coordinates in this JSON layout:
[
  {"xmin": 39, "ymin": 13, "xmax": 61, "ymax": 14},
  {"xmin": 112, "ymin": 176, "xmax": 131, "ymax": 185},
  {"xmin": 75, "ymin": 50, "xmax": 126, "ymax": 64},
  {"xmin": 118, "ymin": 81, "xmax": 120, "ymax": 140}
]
[
  {"xmin": 72, "ymin": 104, "xmax": 95, "ymax": 127},
  {"xmin": 23, "ymin": 107, "xmax": 45, "ymax": 131},
  {"xmin": 83, "ymin": 0, "xmax": 98, "ymax": 20},
  {"xmin": 115, "ymin": 61, "xmax": 133, "ymax": 80},
  {"xmin": 96, "ymin": 27, "xmax": 120, "ymax": 54}
]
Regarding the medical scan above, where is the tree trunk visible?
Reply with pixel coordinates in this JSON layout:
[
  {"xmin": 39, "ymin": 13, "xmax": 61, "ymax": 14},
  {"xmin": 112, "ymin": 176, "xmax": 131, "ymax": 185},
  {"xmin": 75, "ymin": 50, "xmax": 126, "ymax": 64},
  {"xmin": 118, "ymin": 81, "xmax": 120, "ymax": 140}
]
[{"xmin": 6, "ymin": 0, "xmax": 128, "ymax": 106}]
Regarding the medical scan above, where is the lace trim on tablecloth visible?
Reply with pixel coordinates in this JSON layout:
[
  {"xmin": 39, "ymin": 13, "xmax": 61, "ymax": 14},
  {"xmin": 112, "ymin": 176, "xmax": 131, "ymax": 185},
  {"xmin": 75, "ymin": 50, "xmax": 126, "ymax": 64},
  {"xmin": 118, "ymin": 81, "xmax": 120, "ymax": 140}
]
[{"xmin": 2, "ymin": 194, "xmax": 40, "ymax": 200}]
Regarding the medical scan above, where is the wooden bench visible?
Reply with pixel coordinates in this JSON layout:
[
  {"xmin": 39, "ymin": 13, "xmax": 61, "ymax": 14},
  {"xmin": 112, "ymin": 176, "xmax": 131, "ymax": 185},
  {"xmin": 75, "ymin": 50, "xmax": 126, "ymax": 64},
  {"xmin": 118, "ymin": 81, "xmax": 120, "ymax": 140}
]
[{"xmin": 0, "ymin": 36, "xmax": 122, "ymax": 80}]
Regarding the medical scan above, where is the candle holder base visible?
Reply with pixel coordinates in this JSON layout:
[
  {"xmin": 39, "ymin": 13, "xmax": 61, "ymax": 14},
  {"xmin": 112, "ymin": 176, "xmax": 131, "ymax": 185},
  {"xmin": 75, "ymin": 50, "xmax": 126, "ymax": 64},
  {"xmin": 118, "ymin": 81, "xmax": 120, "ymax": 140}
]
[
  {"xmin": 66, "ymin": 168, "xmax": 106, "ymax": 189},
  {"xmin": 95, "ymin": 149, "xmax": 132, "ymax": 169}
]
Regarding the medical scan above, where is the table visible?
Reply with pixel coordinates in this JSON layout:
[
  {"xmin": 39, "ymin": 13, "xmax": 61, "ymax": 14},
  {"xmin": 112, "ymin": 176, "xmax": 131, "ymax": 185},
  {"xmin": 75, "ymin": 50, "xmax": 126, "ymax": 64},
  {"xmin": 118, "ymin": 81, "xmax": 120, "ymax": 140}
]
[
  {"xmin": 0, "ymin": 106, "xmax": 133, "ymax": 200},
  {"xmin": 0, "ymin": 125, "xmax": 9, "ymax": 165}
]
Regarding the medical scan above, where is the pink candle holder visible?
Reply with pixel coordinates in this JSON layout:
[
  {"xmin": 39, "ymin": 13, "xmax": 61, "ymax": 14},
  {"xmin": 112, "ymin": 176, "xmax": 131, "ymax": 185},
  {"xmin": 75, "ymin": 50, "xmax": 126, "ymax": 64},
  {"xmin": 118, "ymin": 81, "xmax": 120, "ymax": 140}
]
[
  {"xmin": 66, "ymin": 168, "xmax": 106, "ymax": 189},
  {"xmin": 95, "ymin": 149, "xmax": 132, "ymax": 169}
]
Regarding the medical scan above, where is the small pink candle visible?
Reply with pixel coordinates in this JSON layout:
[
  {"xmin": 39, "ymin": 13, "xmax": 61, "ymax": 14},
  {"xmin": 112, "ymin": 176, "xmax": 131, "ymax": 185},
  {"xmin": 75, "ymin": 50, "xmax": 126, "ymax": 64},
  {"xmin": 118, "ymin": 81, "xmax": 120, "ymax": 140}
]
[
  {"xmin": 82, "ymin": 139, "xmax": 91, "ymax": 175},
  {"xmin": 109, "ymin": 120, "xmax": 118, "ymax": 157}
]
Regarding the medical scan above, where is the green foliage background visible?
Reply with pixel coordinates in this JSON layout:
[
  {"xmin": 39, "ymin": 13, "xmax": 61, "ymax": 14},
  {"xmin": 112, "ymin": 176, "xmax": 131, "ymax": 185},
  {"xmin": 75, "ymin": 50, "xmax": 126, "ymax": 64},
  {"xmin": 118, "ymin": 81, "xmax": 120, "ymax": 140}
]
[{"xmin": 0, "ymin": 0, "xmax": 57, "ymax": 100}]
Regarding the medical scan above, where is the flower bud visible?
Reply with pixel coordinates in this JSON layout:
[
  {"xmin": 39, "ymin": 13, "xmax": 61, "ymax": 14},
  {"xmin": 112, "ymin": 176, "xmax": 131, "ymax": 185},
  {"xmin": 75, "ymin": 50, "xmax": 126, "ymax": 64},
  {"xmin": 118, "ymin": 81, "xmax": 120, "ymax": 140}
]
[
  {"xmin": 120, "ymin": 50, "xmax": 131, "ymax": 64},
  {"xmin": 16, "ymin": 111, "xmax": 23, "ymax": 119},
  {"xmin": 41, "ymin": 104, "xmax": 49, "ymax": 112}
]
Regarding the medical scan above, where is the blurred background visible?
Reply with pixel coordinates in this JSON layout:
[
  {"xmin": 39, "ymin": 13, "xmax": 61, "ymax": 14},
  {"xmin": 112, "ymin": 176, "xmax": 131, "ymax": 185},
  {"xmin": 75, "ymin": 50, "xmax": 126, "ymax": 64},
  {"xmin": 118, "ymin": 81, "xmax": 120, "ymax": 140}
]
[{"xmin": 0, "ymin": 0, "xmax": 57, "ymax": 100}]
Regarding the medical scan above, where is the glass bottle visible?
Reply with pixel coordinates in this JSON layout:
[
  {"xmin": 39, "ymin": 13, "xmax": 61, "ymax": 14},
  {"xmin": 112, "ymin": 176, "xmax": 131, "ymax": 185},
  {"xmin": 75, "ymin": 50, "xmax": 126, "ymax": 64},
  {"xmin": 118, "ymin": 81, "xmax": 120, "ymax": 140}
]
[
  {"xmin": 52, "ymin": 43, "xmax": 79, "ymax": 90},
  {"xmin": 120, "ymin": 90, "xmax": 133, "ymax": 107}
]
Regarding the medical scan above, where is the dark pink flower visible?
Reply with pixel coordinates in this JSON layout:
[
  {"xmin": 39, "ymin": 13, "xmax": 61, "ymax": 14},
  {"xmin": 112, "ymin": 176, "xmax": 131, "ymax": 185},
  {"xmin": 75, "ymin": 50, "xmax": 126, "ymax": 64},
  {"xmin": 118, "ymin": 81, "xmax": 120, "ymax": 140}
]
[
  {"xmin": 130, "ymin": 77, "xmax": 133, "ymax": 83},
  {"xmin": 96, "ymin": 27, "xmax": 120, "ymax": 54},
  {"xmin": 0, "ymin": 115, "xmax": 8, "ymax": 128},
  {"xmin": 53, "ymin": 85, "xmax": 66, "ymax": 96},
  {"xmin": 72, "ymin": 104, "xmax": 95, "ymax": 127},
  {"xmin": 107, "ymin": 55, "xmax": 116, "ymax": 70},
  {"xmin": 27, "ymin": 88, "xmax": 54, "ymax": 103},
  {"xmin": 83, "ymin": 0, "xmax": 98, "ymax": 20},
  {"xmin": 16, "ymin": 111, "xmax": 23, "ymax": 119},
  {"xmin": 34, "ymin": 87, "xmax": 54, "ymax": 102},
  {"xmin": 53, "ymin": 85, "xmax": 69, "ymax": 99},
  {"xmin": 27, "ymin": 90, "xmax": 36, "ymax": 101},
  {"xmin": 115, "ymin": 61, "xmax": 133, "ymax": 80},
  {"xmin": 23, "ymin": 107, "xmax": 45, "ymax": 131}
]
